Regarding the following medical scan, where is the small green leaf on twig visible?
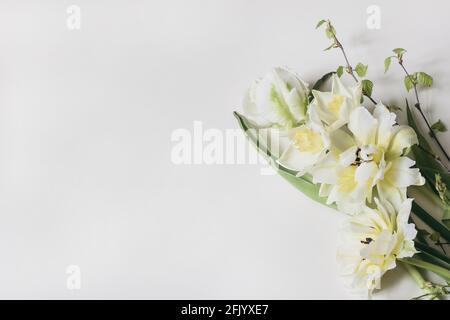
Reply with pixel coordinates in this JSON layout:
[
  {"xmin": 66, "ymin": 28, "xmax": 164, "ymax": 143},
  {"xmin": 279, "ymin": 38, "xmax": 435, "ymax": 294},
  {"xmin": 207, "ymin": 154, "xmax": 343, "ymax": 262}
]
[
  {"xmin": 404, "ymin": 75, "xmax": 415, "ymax": 92},
  {"xmin": 430, "ymin": 231, "xmax": 441, "ymax": 242},
  {"xmin": 355, "ymin": 63, "xmax": 368, "ymax": 77},
  {"xmin": 316, "ymin": 19, "xmax": 327, "ymax": 29},
  {"xmin": 336, "ymin": 66, "xmax": 344, "ymax": 77},
  {"xmin": 384, "ymin": 57, "xmax": 392, "ymax": 73},
  {"xmin": 316, "ymin": 19, "xmax": 337, "ymax": 48},
  {"xmin": 431, "ymin": 119, "xmax": 447, "ymax": 134},
  {"xmin": 416, "ymin": 72, "xmax": 433, "ymax": 87},
  {"xmin": 361, "ymin": 79, "xmax": 373, "ymax": 96},
  {"xmin": 393, "ymin": 48, "xmax": 407, "ymax": 59},
  {"xmin": 324, "ymin": 43, "xmax": 336, "ymax": 51},
  {"xmin": 434, "ymin": 173, "xmax": 450, "ymax": 229},
  {"xmin": 325, "ymin": 22, "xmax": 336, "ymax": 39},
  {"xmin": 435, "ymin": 173, "xmax": 448, "ymax": 201}
]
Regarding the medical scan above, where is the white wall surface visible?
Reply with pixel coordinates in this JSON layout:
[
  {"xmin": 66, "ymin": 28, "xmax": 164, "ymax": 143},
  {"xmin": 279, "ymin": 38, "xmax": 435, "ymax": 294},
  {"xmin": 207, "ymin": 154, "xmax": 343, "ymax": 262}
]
[{"xmin": 0, "ymin": 0, "xmax": 449, "ymax": 299}]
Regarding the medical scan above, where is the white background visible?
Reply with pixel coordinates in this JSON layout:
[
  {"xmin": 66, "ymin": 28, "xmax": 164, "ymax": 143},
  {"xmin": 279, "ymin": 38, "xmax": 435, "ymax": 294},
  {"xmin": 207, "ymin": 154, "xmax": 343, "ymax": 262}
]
[{"xmin": 0, "ymin": 0, "xmax": 449, "ymax": 299}]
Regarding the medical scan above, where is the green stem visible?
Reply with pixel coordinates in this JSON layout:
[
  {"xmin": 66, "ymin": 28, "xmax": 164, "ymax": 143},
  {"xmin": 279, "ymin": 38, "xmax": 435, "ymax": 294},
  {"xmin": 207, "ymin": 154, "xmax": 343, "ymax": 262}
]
[
  {"xmin": 328, "ymin": 28, "xmax": 377, "ymax": 105},
  {"xmin": 401, "ymin": 262, "xmax": 427, "ymax": 288},
  {"xmin": 412, "ymin": 201, "xmax": 450, "ymax": 243},
  {"xmin": 400, "ymin": 257, "xmax": 450, "ymax": 282},
  {"xmin": 414, "ymin": 241, "xmax": 450, "ymax": 266},
  {"xmin": 400, "ymin": 262, "xmax": 441, "ymax": 300}
]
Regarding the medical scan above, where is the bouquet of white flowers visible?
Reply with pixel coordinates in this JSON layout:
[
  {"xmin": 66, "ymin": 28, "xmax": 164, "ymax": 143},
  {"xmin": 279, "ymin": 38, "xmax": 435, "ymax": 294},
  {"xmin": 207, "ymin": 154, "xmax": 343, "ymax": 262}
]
[{"xmin": 234, "ymin": 20, "xmax": 450, "ymax": 299}]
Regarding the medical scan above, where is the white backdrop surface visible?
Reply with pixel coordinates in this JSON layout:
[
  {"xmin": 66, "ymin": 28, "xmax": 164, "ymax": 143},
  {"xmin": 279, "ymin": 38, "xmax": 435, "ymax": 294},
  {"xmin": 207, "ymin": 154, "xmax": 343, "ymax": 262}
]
[{"xmin": 0, "ymin": 0, "xmax": 449, "ymax": 299}]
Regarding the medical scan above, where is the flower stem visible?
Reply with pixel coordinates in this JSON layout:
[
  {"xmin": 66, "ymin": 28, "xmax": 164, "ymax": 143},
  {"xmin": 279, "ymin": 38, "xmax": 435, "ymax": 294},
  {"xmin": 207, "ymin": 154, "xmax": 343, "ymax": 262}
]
[
  {"xmin": 400, "ymin": 262, "xmax": 442, "ymax": 300},
  {"xmin": 400, "ymin": 257, "xmax": 450, "ymax": 282},
  {"xmin": 401, "ymin": 262, "xmax": 426, "ymax": 288}
]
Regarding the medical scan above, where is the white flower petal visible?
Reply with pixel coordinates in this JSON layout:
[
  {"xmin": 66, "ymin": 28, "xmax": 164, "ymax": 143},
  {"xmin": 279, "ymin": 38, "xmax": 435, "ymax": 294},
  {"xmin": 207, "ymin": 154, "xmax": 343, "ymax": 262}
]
[
  {"xmin": 244, "ymin": 67, "xmax": 310, "ymax": 128},
  {"xmin": 373, "ymin": 103, "xmax": 396, "ymax": 150},
  {"xmin": 337, "ymin": 198, "xmax": 417, "ymax": 297},
  {"xmin": 386, "ymin": 126, "xmax": 419, "ymax": 159},
  {"xmin": 332, "ymin": 74, "xmax": 361, "ymax": 104},
  {"xmin": 339, "ymin": 146, "xmax": 358, "ymax": 167},
  {"xmin": 278, "ymin": 144, "xmax": 321, "ymax": 173},
  {"xmin": 348, "ymin": 107, "xmax": 377, "ymax": 146},
  {"xmin": 376, "ymin": 179, "xmax": 404, "ymax": 210},
  {"xmin": 385, "ymin": 157, "xmax": 425, "ymax": 188}
]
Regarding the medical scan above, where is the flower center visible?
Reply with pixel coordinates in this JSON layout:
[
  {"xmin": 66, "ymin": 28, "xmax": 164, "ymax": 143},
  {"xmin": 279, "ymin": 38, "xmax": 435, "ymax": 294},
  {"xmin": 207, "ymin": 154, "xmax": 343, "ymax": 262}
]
[
  {"xmin": 327, "ymin": 94, "xmax": 345, "ymax": 116},
  {"xmin": 356, "ymin": 145, "xmax": 383, "ymax": 164},
  {"xmin": 292, "ymin": 127, "xmax": 324, "ymax": 153}
]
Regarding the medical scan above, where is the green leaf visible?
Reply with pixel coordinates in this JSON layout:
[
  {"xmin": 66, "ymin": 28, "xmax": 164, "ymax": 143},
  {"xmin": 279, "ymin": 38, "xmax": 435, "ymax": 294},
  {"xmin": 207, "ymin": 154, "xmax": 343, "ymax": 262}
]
[
  {"xmin": 406, "ymin": 103, "xmax": 450, "ymax": 230},
  {"xmin": 361, "ymin": 79, "xmax": 373, "ymax": 96},
  {"xmin": 412, "ymin": 202, "xmax": 450, "ymax": 243},
  {"xmin": 311, "ymin": 72, "xmax": 334, "ymax": 91},
  {"xmin": 336, "ymin": 66, "xmax": 344, "ymax": 78},
  {"xmin": 430, "ymin": 231, "xmax": 441, "ymax": 242},
  {"xmin": 414, "ymin": 242, "xmax": 450, "ymax": 269},
  {"xmin": 400, "ymin": 257, "xmax": 450, "ymax": 282},
  {"xmin": 316, "ymin": 19, "xmax": 327, "ymax": 29},
  {"xmin": 355, "ymin": 63, "xmax": 368, "ymax": 77},
  {"xmin": 233, "ymin": 112, "xmax": 333, "ymax": 208},
  {"xmin": 309, "ymin": 71, "xmax": 334, "ymax": 102},
  {"xmin": 431, "ymin": 119, "xmax": 447, "ymax": 133},
  {"xmin": 416, "ymin": 72, "xmax": 433, "ymax": 87},
  {"xmin": 393, "ymin": 48, "xmax": 406, "ymax": 59},
  {"xmin": 323, "ymin": 43, "xmax": 336, "ymax": 51},
  {"xmin": 404, "ymin": 75, "xmax": 415, "ymax": 92},
  {"xmin": 407, "ymin": 103, "xmax": 450, "ymax": 212},
  {"xmin": 384, "ymin": 57, "xmax": 392, "ymax": 73},
  {"xmin": 418, "ymin": 229, "xmax": 431, "ymax": 236},
  {"xmin": 308, "ymin": 71, "xmax": 334, "ymax": 102},
  {"xmin": 443, "ymin": 210, "xmax": 450, "ymax": 229},
  {"xmin": 325, "ymin": 24, "xmax": 336, "ymax": 39}
]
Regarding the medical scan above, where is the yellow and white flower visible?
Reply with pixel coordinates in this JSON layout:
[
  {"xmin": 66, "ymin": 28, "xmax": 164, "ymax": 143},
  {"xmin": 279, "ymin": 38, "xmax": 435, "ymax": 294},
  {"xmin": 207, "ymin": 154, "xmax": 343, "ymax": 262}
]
[
  {"xmin": 337, "ymin": 198, "xmax": 417, "ymax": 297},
  {"xmin": 311, "ymin": 103, "xmax": 425, "ymax": 214},
  {"xmin": 275, "ymin": 113, "xmax": 359, "ymax": 177},
  {"xmin": 309, "ymin": 74, "xmax": 362, "ymax": 131},
  {"xmin": 243, "ymin": 67, "xmax": 309, "ymax": 128},
  {"xmin": 276, "ymin": 113, "xmax": 330, "ymax": 175}
]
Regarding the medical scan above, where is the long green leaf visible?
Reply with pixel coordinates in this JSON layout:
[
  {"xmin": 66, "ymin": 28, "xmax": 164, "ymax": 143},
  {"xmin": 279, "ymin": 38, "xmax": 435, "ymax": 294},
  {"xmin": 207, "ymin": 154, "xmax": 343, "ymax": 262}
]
[
  {"xmin": 407, "ymin": 104, "xmax": 450, "ymax": 227},
  {"xmin": 414, "ymin": 240, "xmax": 450, "ymax": 266},
  {"xmin": 412, "ymin": 202, "xmax": 450, "ymax": 243},
  {"xmin": 400, "ymin": 257, "xmax": 450, "ymax": 282},
  {"xmin": 233, "ymin": 112, "xmax": 332, "ymax": 208}
]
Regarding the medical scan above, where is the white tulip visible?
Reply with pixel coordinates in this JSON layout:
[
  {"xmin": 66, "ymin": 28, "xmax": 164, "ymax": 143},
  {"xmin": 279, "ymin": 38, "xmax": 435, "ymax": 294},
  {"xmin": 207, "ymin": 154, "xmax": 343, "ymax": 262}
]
[
  {"xmin": 276, "ymin": 118, "xmax": 330, "ymax": 175},
  {"xmin": 337, "ymin": 198, "xmax": 417, "ymax": 297},
  {"xmin": 311, "ymin": 103, "xmax": 425, "ymax": 214},
  {"xmin": 309, "ymin": 74, "xmax": 362, "ymax": 131},
  {"xmin": 243, "ymin": 67, "xmax": 309, "ymax": 128}
]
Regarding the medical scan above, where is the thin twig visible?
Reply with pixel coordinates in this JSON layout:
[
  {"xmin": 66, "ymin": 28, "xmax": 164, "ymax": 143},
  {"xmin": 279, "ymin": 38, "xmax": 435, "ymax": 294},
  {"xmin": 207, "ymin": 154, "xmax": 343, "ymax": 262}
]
[
  {"xmin": 399, "ymin": 61, "xmax": 450, "ymax": 164},
  {"xmin": 329, "ymin": 29, "xmax": 378, "ymax": 105}
]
